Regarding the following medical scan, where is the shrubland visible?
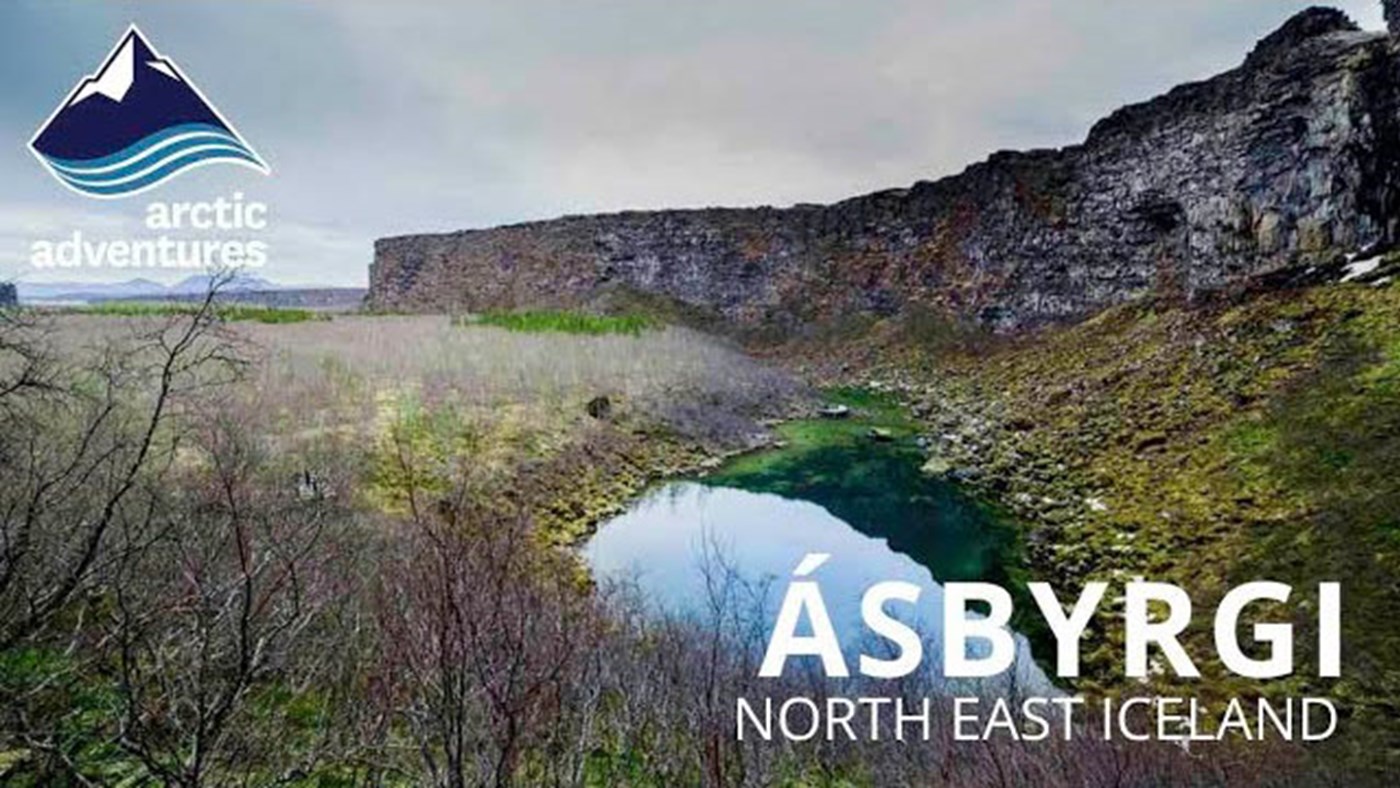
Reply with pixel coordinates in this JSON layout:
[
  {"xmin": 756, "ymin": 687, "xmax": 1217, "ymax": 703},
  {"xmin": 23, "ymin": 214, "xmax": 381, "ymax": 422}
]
[{"xmin": 0, "ymin": 292, "xmax": 1368, "ymax": 786}]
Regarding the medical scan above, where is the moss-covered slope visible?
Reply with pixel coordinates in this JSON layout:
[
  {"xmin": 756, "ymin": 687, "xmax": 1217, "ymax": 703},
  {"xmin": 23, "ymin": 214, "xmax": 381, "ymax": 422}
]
[{"xmin": 844, "ymin": 278, "xmax": 1400, "ymax": 770}]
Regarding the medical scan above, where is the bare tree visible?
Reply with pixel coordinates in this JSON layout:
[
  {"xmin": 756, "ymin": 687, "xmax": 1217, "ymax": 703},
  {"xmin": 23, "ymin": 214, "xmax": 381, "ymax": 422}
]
[
  {"xmin": 0, "ymin": 287, "xmax": 239, "ymax": 649},
  {"xmin": 102, "ymin": 400, "xmax": 347, "ymax": 786},
  {"xmin": 377, "ymin": 487, "xmax": 601, "ymax": 788}
]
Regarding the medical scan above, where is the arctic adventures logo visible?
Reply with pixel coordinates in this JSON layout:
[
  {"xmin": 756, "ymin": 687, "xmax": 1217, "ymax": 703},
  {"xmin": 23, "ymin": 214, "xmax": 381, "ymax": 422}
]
[
  {"xmin": 26, "ymin": 25, "xmax": 273, "ymax": 272},
  {"xmin": 29, "ymin": 25, "xmax": 267, "ymax": 199}
]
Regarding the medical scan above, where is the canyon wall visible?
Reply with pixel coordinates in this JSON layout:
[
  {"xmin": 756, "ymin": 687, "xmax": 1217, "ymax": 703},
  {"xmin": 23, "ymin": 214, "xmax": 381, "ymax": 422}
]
[{"xmin": 370, "ymin": 8, "xmax": 1400, "ymax": 331}]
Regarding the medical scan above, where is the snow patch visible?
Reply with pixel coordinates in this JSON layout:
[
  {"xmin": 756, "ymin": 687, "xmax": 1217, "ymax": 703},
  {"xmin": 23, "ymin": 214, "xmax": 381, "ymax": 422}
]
[
  {"xmin": 1341, "ymin": 256, "xmax": 1382, "ymax": 282},
  {"xmin": 73, "ymin": 35, "xmax": 136, "ymax": 104}
]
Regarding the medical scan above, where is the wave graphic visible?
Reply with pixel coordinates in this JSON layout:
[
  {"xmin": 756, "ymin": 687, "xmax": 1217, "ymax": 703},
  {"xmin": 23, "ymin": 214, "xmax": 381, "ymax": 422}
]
[{"xmin": 36, "ymin": 122, "xmax": 264, "ymax": 197}]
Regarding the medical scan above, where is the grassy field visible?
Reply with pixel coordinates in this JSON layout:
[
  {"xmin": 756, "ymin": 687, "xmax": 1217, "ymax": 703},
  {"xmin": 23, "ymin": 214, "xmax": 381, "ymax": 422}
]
[
  {"xmin": 64, "ymin": 301, "xmax": 324, "ymax": 323},
  {"xmin": 47, "ymin": 313, "xmax": 791, "ymax": 416},
  {"xmin": 42, "ymin": 312, "xmax": 803, "ymax": 542},
  {"xmin": 0, "ymin": 307, "xmax": 822, "ymax": 786},
  {"xmin": 237, "ymin": 315, "xmax": 795, "ymax": 429},
  {"xmin": 466, "ymin": 309, "xmax": 659, "ymax": 336}
]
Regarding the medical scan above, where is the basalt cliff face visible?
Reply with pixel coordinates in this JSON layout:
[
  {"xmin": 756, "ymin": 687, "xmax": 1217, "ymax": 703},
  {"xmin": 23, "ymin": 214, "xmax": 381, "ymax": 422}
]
[{"xmin": 370, "ymin": 8, "xmax": 1400, "ymax": 331}]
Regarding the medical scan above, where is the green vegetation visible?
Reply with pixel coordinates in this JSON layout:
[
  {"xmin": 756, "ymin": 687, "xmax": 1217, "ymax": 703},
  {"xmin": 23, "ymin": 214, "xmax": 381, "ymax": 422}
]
[
  {"xmin": 468, "ymin": 309, "xmax": 659, "ymax": 336},
  {"xmin": 6, "ymin": 282, "xmax": 1394, "ymax": 783},
  {"xmin": 0, "ymin": 309, "xmax": 807, "ymax": 786},
  {"xmin": 714, "ymin": 387, "xmax": 914, "ymax": 485},
  {"xmin": 872, "ymin": 280, "xmax": 1400, "ymax": 776},
  {"xmin": 67, "ymin": 301, "xmax": 324, "ymax": 323}
]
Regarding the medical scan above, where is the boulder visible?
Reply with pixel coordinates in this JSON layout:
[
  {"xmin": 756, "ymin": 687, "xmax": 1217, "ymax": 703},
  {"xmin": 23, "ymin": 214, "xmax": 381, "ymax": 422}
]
[{"xmin": 586, "ymin": 395, "xmax": 612, "ymax": 420}]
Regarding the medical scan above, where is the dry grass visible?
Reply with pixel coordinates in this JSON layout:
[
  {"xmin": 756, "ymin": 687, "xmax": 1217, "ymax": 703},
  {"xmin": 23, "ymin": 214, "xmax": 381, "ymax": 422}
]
[{"xmin": 44, "ymin": 313, "xmax": 804, "ymax": 447}]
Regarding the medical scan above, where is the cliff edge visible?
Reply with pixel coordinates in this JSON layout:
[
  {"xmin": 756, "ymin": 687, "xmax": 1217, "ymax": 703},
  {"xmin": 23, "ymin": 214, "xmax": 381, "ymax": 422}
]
[{"xmin": 370, "ymin": 8, "xmax": 1400, "ymax": 331}]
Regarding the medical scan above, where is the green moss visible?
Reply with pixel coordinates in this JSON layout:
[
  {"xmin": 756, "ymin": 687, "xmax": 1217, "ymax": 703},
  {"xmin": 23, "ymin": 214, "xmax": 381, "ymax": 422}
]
[
  {"xmin": 0, "ymin": 647, "xmax": 145, "ymax": 783},
  {"xmin": 725, "ymin": 387, "xmax": 914, "ymax": 473},
  {"xmin": 67, "ymin": 302, "xmax": 324, "ymax": 323},
  {"xmin": 367, "ymin": 394, "xmax": 488, "ymax": 513},
  {"xmin": 465, "ymin": 309, "xmax": 659, "ymax": 336},
  {"xmin": 876, "ymin": 282, "xmax": 1400, "ymax": 771},
  {"xmin": 362, "ymin": 387, "xmax": 710, "ymax": 547}
]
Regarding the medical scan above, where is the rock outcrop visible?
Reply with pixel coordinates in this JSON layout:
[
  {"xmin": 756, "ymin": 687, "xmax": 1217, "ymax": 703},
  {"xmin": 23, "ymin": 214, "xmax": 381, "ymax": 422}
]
[{"xmin": 370, "ymin": 8, "xmax": 1400, "ymax": 331}]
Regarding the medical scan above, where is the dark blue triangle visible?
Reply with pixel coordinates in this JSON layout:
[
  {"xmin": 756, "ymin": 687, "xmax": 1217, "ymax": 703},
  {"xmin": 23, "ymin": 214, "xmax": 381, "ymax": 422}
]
[{"xmin": 32, "ymin": 28, "xmax": 231, "ymax": 162}]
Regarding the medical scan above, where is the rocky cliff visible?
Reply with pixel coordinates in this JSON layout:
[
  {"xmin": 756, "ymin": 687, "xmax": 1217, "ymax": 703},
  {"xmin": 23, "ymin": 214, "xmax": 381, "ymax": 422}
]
[{"xmin": 370, "ymin": 8, "xmax": 1400, "ymax": 331}]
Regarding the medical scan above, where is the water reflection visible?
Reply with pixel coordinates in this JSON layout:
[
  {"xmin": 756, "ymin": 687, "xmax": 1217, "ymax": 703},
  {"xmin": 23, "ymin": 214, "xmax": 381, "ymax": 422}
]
[{"xmin": 585, "ymin": 482, "xmax": 1052, "ymax": 694}]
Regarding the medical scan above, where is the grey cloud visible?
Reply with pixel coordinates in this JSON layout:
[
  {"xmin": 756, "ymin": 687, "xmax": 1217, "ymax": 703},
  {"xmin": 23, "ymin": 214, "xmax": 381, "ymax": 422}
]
[{"xmin": 0, "ymin": 0, "xmax": 1389, "ymax": 285}]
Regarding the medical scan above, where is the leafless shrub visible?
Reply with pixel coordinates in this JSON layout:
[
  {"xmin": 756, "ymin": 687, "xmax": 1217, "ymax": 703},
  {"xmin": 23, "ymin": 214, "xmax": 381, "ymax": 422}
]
[
  {"xmin": 0, "ymin": 284, "xmax": 378, "ymax": 785},
  {"xmin": 0, "ymin": 289, "xmax": 241, "ymax": 650},
  {"xmin": 0, "ymin": 304, "xmax": 1337, "ymax": 787},
  {"xmin": 368, "ymin": 479, "xmax": 1287, "ymax": 788},
  {"xmin": 99, "ymin": 396, "xmax": 368, "ymax": 786},
  {"xmin": 376, "ymin": 496, "xmax": 602, "ymax": 787}
]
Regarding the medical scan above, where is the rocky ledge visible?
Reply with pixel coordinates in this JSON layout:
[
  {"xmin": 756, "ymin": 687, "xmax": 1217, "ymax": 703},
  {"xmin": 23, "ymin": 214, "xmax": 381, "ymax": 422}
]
[{"xmin": 371, "ymin": 7, "xmax": 1400, "ymax": 333}]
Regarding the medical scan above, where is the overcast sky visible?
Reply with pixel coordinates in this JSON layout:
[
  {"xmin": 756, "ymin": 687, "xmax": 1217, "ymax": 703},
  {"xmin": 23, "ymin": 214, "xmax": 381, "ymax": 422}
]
[{"xmin": 0, "ymin": 1, "xmax": 1385, "ymax": 286}]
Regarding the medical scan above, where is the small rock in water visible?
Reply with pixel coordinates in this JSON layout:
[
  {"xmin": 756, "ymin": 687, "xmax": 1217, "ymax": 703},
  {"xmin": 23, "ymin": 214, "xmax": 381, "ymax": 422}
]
[
  {"xmin": 868, "ymin": 427, "xmax": 895, "ymax": 442},
  {"xmin": 922, "ymin": 456, "xmax": 952, "ymax": 476},
  {"xmin": 949, "ymin": 467, "xmax": 982, "ymax": 483},
  {"xmin": 818, "ymin": 404, "xmax": 851, "ymax": 419}
]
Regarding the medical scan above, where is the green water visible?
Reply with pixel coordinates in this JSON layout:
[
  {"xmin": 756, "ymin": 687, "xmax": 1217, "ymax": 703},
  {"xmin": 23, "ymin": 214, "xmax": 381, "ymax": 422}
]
[
  {"xmin": 586, "ymin": 388, "xmax": 1047, "ymax": 686},
  {"xmin": 706, "ymin": 388, "xmax": 1023, "ymax": 588}
]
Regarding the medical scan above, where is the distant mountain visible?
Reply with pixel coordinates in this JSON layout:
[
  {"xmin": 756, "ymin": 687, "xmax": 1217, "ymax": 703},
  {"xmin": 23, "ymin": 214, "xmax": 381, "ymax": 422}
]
[
  {"xmin": 170, "ymin": 273, "xmax": 277, "ymax": 294},
  {"xmin": 17, "ymin": 275, "xmax": 282, "ymax": 303},
  {"xmin": 17, "ymin": 278, "xmax": 167, "ymax": 302}
]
